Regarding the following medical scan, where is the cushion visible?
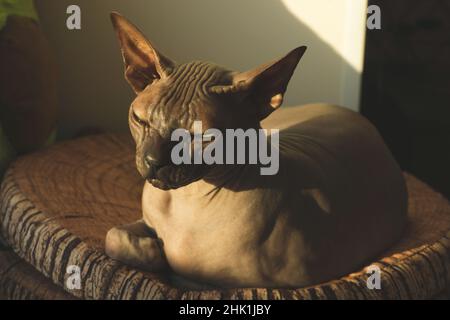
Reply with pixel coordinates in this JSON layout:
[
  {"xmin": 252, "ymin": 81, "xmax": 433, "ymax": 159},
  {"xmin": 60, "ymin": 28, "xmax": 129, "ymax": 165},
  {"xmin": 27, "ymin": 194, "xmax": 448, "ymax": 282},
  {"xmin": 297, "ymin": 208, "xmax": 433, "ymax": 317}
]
[{"xmin": 0, "ymin": 134, "xmax": 449, "ymax": 299}]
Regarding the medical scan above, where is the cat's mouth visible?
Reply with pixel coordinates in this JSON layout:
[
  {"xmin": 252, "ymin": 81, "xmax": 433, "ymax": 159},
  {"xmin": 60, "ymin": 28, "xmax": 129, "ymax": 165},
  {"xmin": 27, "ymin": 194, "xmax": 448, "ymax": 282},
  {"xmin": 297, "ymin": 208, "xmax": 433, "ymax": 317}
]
[{"xmin": 146, "ymin": 165, "xmax": 203, "ymax": 190}]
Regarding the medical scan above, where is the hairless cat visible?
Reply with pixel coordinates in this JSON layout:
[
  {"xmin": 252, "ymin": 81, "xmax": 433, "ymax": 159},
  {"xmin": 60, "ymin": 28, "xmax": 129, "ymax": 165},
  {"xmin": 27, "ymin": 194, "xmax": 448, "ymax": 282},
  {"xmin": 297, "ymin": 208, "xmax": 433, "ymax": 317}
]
[{"xmin": 105, "ymin": 12, "xmax": 407, "ymax": 288}]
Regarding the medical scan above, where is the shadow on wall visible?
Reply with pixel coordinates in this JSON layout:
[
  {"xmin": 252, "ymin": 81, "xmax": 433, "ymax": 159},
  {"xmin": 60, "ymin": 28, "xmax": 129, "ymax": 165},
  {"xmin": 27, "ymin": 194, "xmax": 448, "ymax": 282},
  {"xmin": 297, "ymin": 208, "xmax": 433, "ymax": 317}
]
[{"xmin": 35, "ymin": 0, "xmax": 359, "ymax": 139}]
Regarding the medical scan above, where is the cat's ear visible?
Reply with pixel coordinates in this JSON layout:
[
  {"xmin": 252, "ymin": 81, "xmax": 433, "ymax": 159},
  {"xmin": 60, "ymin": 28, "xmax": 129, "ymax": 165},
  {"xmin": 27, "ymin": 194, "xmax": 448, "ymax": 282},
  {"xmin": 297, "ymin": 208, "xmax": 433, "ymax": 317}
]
[
  {"xmin": 210, "ymin": 46, "xmax": 306, "ymax": 120},
  {"xmin": 110, "ymin": 12, "xmax": 175, "ymax": 94}
]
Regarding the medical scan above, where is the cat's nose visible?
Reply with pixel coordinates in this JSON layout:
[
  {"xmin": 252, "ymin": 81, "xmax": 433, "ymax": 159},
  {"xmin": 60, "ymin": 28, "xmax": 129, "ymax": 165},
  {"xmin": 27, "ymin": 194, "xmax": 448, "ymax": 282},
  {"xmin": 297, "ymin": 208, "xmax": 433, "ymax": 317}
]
[{"xmin": 144, "ymin": 155, "xmax": 163, "ymax": 176}]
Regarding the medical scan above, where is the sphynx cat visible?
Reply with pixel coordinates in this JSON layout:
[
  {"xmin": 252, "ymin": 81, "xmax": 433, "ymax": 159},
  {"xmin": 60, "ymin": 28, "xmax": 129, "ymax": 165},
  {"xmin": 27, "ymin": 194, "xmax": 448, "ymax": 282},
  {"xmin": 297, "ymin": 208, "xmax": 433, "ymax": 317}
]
[{"xmin": 105, "ymin": 12, "xmax": 407, "ymax": 288}]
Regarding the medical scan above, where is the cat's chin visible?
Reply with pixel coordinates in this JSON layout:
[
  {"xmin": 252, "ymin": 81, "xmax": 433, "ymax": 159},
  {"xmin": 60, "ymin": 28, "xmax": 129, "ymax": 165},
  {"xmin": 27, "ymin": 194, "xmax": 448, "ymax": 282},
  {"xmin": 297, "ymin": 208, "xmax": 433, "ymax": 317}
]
[
  {"xmin": 146, "ymin": 165, "xmax": 206, "ymax": 190},
  {"xmin": 147, "ymin": 179, "xmax": 172, "ymax": 190},
  {"xmin": 147, "ymin": 176, "xmax": 200, "ymax": 190}
]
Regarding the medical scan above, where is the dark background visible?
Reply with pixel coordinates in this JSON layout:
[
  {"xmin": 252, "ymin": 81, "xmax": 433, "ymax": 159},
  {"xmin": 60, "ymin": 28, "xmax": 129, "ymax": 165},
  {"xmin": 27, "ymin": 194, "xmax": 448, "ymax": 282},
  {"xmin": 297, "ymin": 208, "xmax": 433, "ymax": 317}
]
[{"xmin": 361, "ymin": 0, "xmax": 450, "ymax": 198}]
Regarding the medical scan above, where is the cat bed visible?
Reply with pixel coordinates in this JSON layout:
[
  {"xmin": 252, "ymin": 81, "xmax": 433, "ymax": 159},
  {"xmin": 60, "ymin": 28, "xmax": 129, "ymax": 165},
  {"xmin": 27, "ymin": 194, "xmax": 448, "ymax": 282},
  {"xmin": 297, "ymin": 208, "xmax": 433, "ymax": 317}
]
[
  {"xmin": 0, "ymin": 134, "xmax": 449, "ymax": 300},
  {"xmin": 0, "ymin": 244, "xmax": 74, "ymax": 299}
]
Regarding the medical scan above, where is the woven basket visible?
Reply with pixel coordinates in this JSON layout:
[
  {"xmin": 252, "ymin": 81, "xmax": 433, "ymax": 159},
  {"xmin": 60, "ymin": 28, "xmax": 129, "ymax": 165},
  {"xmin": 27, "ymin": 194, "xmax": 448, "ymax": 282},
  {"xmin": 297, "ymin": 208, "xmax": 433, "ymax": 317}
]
[{"xmin": 0, "ymin": 134, "xmax": 448, "ymax": 299}]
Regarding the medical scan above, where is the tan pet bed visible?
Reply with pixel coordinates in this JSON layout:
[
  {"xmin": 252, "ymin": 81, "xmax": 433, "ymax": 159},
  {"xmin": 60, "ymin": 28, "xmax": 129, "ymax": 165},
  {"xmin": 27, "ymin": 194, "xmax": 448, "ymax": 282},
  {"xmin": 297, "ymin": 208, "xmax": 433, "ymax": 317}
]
[{"xmin": 0, "ymin": 134, "xmax": 449, "ymax": 300}]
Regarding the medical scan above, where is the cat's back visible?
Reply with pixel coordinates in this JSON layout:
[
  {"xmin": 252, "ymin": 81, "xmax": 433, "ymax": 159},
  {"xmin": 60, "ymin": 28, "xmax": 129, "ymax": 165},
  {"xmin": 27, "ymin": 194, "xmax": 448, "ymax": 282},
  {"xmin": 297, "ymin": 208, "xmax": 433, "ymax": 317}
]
[
  {"xmin": 261, "ymin": 103, "xmax": 350, "ymax": 127},
  {"xmin": 261, "ymin": 103, "xmax": 364, "ymax": 133},
  {"xmin": 262, "ymin": 103, "xmax": 406, "ymax": 219},
  {"xmin": 261, "ymin": 104, "xmax": 391, "ymax": 182},
  {"xmin": 261, "ymin": 104, "xmax": 407, "ymax": 285}
]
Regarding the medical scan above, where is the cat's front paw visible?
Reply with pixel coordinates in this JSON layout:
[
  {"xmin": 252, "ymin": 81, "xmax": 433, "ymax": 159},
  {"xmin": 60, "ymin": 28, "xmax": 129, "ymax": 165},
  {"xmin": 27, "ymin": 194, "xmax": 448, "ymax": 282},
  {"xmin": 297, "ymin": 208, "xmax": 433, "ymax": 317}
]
[{"xmin": 105, "ymin": 222, "xmax": 167, "ymax": 272}]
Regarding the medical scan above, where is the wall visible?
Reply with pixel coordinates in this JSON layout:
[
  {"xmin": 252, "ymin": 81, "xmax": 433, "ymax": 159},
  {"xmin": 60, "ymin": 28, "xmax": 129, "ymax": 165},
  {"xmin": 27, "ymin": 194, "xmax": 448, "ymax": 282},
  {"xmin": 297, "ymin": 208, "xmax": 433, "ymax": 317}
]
[{"xmin": 35, "ymin": 0, "xmax": 368, "ymax": 138}]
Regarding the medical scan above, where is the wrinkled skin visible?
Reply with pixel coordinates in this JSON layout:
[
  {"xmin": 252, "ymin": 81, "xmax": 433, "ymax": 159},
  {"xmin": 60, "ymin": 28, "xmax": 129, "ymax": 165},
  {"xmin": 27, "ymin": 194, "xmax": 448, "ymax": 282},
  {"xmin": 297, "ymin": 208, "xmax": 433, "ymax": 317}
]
[{"xmin": 105, "ymin": 13, "xmax": 407, "ymax": 288}]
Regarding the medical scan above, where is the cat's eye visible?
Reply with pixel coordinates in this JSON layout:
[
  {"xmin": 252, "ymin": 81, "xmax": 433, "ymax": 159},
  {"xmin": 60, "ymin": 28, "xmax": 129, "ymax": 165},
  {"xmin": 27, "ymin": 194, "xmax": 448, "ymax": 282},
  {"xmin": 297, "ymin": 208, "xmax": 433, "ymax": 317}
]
[{"xmin": 132, "ymin": 111, "xmax": 149, "ymax": 127}]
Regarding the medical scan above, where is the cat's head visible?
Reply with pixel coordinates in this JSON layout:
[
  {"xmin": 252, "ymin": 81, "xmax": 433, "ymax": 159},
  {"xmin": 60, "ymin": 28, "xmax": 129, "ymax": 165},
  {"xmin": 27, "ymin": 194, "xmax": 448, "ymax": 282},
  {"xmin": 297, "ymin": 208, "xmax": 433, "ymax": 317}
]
[{"xmin": 111, "ymin": 12, "xmax": 306, "ymax": 190}]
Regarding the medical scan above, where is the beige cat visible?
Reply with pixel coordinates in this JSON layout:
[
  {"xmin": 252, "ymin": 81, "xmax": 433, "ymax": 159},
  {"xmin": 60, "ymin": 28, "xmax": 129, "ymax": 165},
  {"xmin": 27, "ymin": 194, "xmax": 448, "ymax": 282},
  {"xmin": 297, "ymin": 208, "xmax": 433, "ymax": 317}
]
[{"xmin": 105, "ymin": 12, "xmax": 407, "ymax": 288}]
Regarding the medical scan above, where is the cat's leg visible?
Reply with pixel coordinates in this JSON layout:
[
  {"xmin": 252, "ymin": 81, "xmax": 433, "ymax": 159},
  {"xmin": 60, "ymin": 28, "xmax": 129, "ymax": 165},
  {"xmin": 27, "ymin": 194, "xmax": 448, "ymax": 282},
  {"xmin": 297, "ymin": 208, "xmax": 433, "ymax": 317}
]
[{"xmin": 105, "ymin": 219, "xmax": 167, "ymax": 271}]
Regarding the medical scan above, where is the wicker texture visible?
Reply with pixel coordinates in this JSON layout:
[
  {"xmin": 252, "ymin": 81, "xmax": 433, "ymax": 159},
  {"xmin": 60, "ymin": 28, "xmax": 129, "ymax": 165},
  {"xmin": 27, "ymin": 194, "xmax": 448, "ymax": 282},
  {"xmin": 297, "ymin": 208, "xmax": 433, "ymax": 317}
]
[
  {"xmin": 0, "ymin": 134, "xmax": 449, "ymax": 300},
  {"xmin": 0, "ymin": 245, "xmax": 74, "ymax": 300}
]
